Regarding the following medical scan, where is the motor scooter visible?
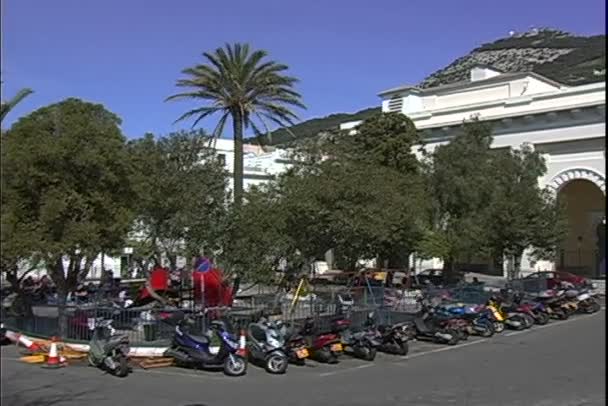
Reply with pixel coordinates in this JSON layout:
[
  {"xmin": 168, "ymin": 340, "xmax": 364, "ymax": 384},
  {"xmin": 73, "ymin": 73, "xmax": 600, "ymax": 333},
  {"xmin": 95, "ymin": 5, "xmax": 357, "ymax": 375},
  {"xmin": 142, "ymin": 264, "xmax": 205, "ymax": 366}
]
[
  {"xmin": 163, "ymin": 312, "xmax": 247, "ymax": 376},
  {"xmin": 364, "ymin": 313, "xmax": 412, "ymax": 356},
  {"xmin": 87, "ymin": 318, "xmax": 131, "ymax": 377},
  {"xmin": 332, "ymin": 317, "xmax": 379, "ymax": 361},
  {"xmin": 247, "ymin": 317, "xmax": 290, "ymax": 374},
  {"xmin": 299, "ymin": 317, "xmax": 343, "ymax": 364}
]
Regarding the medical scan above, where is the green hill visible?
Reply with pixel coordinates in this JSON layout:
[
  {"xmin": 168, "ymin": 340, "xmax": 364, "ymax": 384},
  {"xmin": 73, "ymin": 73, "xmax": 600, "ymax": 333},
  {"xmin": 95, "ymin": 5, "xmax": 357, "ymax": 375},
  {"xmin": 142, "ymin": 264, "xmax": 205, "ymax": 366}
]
[{"xmin": 248, "ymin": 28, "xmax": 605, "ymax": 147}]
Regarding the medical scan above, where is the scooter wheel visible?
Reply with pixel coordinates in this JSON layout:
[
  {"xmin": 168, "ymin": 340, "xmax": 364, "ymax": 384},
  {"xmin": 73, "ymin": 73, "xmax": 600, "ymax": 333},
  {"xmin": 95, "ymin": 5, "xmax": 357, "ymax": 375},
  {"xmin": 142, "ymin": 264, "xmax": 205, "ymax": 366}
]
[
  {"xmin": 265, "ymin": 352, "xmax": 288, "ymax": 374},
  {"xmin": 87, "ymin": 352, "xmax": 97, "ymax": 367},
  {"xmin": 354, "ymin": 346, "xmax": 376, "ymax": 361},
  {"xmin": 535, "ymin": 312, "xmax": 550, "ymax": 325},
  {"xmin": 478, "ymin": 322, "xmax": 494, "ymax": 338},
  {"xmin": 397, "ymin": 341, "xmax": 409, "ymax": 356},
  {"xmin": 446, "ymin": 329, "xmax": 459, "ymax": 346},
  {"xmin": 457, "ymin": 329, "xmax": 469, "ymax": 341},
  {"xmin": 112, "ymin": 354, "xmax": 130, "ymax": 378},
  {"xmin": 314, "ymin": 348, "xmax": 339, "ymax": 364},
  {"xmin": 585, "ymin": 302, "xmax": 601, "ymax": 313},
  {"xmin": 223, "ymin": 355, "xmax": 247, "ymax": 377},
  {"xmin": 493, "ymin": 322, "xmax": 505, "ymax": 334}
]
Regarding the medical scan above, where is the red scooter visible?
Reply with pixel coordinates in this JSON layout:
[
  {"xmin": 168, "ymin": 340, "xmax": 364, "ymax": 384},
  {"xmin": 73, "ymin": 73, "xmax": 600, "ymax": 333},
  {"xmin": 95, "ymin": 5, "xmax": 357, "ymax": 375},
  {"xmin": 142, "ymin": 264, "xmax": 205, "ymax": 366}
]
[{"xmin": 299, "ymin": 318, "xmax": 343, "ymax": 364}]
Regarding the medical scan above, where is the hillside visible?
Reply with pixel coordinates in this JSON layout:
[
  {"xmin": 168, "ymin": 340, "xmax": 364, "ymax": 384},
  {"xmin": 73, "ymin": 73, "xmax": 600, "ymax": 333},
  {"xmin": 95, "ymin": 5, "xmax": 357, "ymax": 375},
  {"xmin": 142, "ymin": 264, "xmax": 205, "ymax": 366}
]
[
  {"xmin": 248, "ymin": 28, "xmax": 605, "ymax": 146},
  {"xmin": 248, "ymin": 107, "xmax": 380, "ymax": 147}
]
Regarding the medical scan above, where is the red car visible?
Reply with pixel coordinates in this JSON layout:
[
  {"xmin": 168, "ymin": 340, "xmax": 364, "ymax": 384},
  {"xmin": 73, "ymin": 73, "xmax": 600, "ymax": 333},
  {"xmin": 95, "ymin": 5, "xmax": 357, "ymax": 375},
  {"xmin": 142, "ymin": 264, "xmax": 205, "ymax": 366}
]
[{"xmin": 523, "ymin": 271, "xmax": 591, "ymax": 289}]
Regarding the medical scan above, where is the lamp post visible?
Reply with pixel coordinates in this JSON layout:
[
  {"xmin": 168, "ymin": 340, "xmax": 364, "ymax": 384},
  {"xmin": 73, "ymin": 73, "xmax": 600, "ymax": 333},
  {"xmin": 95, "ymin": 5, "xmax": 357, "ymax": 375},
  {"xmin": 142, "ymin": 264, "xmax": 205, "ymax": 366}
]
[
  {"xmin": 124, "ymin": 247, "xmax": 133, "ymax": 278},
  {"xmin": 577, "ymin": 236, "xmax": 583, "ymax": 268}
]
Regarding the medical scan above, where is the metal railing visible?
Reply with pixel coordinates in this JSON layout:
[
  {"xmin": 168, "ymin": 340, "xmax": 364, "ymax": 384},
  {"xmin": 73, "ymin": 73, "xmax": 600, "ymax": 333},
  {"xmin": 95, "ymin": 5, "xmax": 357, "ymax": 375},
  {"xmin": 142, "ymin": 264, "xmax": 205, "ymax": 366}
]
[{"xmin": 2, "ymin": 283, "xmax": 492, "ymax": 346}]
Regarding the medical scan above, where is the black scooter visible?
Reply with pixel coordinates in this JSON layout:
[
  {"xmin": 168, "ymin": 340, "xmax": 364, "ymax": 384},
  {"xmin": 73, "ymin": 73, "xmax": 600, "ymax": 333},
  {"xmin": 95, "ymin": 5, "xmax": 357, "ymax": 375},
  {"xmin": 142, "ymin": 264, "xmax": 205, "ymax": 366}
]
[
  {"xmin": 364, "ymin": 313, "xmax": 412, "ymax": 356},
  {"xmin": 407, "ymin": 300, "xmax": 460, "ymax": 345},
  {"xmin": 332, "ymin": 318, "xmax": 379, "ymax": 361}
]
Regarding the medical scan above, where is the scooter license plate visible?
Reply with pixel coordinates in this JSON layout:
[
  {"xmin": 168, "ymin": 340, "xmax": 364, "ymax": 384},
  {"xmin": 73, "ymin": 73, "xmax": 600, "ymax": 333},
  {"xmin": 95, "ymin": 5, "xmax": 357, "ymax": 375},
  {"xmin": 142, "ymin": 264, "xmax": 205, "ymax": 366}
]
[
  {"xmin": 296, "ymin": 348, "xmax": 309, "ymax": 359},
  {"xmin": 330, "ymin": 343, "xmax": 343, "ymax": 352}
]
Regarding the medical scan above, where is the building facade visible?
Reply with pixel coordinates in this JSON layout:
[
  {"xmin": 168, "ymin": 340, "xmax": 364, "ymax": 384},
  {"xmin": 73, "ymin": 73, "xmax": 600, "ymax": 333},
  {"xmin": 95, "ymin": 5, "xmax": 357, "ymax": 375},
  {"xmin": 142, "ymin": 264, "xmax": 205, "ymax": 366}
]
[{"xmin": 341, "ymin": 65, "xmax": 606, "ymax": 277}]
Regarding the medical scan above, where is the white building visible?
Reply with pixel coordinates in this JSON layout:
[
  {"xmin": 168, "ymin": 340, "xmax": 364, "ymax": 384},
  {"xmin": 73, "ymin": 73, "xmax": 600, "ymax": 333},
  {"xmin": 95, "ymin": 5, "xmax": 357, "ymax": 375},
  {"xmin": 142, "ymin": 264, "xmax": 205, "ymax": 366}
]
[
  {"xmin": 341, "ymin": 65, "xmax": 605, "ymax": 277},
  {"xmin": 212, "ymin": 139, "xmax": 293, "ymax": 191}
]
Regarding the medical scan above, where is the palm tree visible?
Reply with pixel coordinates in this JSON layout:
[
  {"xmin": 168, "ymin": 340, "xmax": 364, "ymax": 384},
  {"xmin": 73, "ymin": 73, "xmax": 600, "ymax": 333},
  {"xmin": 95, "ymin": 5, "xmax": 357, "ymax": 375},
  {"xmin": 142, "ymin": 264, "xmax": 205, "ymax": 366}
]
[
  {"xmin": 166, "ymin": 43, "xmax": 305, "ymax": 206},
  {"xmin": 1, "ymin": 87, "xmax": 34, "ymax": 124}
]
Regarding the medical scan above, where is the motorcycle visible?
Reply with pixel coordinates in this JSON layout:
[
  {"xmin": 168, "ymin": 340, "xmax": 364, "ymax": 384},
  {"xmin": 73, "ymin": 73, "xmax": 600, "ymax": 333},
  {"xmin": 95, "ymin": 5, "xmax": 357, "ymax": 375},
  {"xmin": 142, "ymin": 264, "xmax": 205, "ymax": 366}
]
[
  {"xmin": 364, "ymin": 313, "xmax": 412, "ymax": 356},
  {"xmin": 432, "ymin": 308, "xmax": 472, "ymax": 341},
  {"xmin": 486, "ymin": 298, "xmax": 529, "ymax": 330},
  {"xmin": 299, "ymin": 317, "xmax": 343, "ymax": 364},
  {"xmin": 276, "ymin": 322, "xmax": 311, "ymax": 366},
  {"xmin": 535, "ymin": 290, "xmax": 570, "ymax": 320},
  {"xmin": 87, "ymin": 318, "xmax": 130, "ymax": 377},
  {"xmin": 247, "ymin": 318, "xmax": 291, "ymax": 374},
  {"xmin": 436, "ymin": 303, "xmax": 495, "ymax": 337},
  {"xmin": 0, "ymin": 323, "xmax": 11, "ymax": 346},
  {"xmin": 500, "ymin": 294, "xmax": 549, "ymax": 326},
  {"xmin": 406, "ymin": 300, "xmax": 460, "ymax": 345},
  {"xmin": 163, "ymin": 312, "xmax": 247, "ymax": 376},
  {"xmin": 332, "ymin": 318, "xmax": 379, "ymax": 361},
  {"xmin": 568, "ymin": 288, "xmax": 601, "ymax": 314}
]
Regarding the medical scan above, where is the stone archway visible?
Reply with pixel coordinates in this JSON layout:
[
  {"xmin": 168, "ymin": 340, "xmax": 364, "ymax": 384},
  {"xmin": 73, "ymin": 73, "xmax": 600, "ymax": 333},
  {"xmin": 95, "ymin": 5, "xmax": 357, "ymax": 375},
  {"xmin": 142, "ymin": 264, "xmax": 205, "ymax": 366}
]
[
  {"xmin": 549, "ymin": 168, "xmax": 606, "ymax": 277},
  {"xmin": 547, "ymin": 167, "xmax": 606, "ymax": 195}
]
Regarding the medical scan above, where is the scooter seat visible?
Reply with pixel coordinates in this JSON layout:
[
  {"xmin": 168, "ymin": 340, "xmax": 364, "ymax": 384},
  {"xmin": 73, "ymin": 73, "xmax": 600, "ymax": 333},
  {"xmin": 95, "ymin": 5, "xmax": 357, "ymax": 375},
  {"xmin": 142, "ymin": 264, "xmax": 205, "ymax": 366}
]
[{"xmin": 186, "ymin": 334, "xmax": 211, "ymax": 345}]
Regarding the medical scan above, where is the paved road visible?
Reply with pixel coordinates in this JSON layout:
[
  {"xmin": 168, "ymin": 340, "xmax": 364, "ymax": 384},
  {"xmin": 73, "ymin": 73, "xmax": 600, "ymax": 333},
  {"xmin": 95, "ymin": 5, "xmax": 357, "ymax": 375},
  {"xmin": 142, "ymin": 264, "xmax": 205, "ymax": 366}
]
[{"xmin": 1, "ymin": 310, "xmax": 605, "ymax": 406}]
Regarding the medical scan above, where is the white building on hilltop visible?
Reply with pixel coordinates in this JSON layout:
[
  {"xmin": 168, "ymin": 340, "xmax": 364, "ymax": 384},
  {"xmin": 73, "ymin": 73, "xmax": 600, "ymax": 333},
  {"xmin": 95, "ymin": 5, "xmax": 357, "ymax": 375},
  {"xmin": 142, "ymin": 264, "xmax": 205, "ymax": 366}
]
[{"xmin": 341, "ymin": 65, "xmax": 605, "ymax": 278}]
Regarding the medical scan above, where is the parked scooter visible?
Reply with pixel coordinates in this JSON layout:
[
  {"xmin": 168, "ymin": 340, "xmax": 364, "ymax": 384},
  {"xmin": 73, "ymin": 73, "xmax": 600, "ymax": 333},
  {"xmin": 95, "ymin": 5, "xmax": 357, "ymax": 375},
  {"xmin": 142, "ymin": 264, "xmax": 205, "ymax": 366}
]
[
  {"xmin": 364, "ymin": 313, "xmax": 412, "ymax": 356},
  {"xmin": 486, "ymin": 298, "xmax": 528, "ymax": 330},
  {"xmin": 299, "ymin": 317, "xmax": 343, "ymax": 364},
  {"xmin": 332, "ymin": 317, "xmax": 379, "ymax": 361},
  {"xmin": 535, "ymin": 290, "xmax": 570, "ymax": 320},
  {"xmin": 163, "ymin": 312, "xmax": 247, "ymax": 376},
  {"xmin": 406, "ymin": 300, "xmax": 460, "ymax": 345},
  {"xmin": 435, "ymin": 303, "xmax": 495, "ymax": 337},
  {"xmin": 275, "ymin": 322, "xmax": 310, "ymax": 366},
  {"xmin": 87, "ymin": 318, "xmax": 131, "ymax": 377},
  {"xmin": 247, "ymin": 318, "xmax": 290, "ymax": 374},
  {"xmin": 566, "ymin": 288, "xmax": 601, "ymax": 314},
  {"xmin": 498, "ymin": 293, "xmax": 547, "ymax": 326},
  {"xmin": 0, "ymin": 323, "xmax": 11, "ymax": 346}
]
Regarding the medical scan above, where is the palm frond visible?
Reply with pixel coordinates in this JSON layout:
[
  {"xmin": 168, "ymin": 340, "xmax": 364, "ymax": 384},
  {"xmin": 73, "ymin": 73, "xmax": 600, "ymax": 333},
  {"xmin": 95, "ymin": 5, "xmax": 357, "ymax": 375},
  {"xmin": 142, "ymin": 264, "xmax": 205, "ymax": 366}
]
[{"xmin": 1, "ymin": 88, "xmax": 34, "ymax": 123}]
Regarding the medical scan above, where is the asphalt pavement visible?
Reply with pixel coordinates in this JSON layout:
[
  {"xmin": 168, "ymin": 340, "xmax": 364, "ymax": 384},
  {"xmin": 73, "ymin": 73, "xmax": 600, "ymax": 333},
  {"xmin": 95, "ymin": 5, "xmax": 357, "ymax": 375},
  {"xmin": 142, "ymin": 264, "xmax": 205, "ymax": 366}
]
[{"xmin": 1, "ymin": 310, "xmax": 605, "ymax": 406}]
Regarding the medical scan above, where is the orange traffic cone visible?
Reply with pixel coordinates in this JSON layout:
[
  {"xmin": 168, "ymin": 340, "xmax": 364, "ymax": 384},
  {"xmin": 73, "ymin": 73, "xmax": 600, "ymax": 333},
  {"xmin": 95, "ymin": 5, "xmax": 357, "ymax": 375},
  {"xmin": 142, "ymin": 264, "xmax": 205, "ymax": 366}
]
[
  {"xmin": 16, "ymin": 334, "xmax": 42, "ymax": 354},
  {"xmin": 236, "ymin": 329, "xmax": 247, "ymax": 357},
  {"xmin": 42, "ymin": 337, "xmax": 66, "ymax": 369}
]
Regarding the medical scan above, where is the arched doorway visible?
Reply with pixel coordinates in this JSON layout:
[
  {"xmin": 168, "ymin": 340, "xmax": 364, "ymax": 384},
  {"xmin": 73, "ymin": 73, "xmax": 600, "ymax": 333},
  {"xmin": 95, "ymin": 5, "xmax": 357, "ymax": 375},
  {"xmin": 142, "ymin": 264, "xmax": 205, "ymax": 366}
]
[{"xmin": 557, "ymin": 179, "xmax": 605, "ymax": 277}]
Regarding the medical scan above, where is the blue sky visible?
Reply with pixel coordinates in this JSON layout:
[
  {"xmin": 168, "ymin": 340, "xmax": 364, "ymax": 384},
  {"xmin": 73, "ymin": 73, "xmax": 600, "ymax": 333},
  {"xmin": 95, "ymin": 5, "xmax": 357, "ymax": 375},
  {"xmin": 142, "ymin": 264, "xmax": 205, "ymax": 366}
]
[{"xmin": 2, "ymin": 0, "xmax": 605, "ymax": 138}]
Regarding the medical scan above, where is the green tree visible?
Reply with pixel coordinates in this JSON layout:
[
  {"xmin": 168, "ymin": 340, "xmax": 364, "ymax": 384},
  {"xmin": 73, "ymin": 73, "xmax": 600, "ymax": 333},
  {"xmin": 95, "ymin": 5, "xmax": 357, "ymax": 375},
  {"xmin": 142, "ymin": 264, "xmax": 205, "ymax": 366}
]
[
  {"xmin": 485, "ymin": 145, "xmax": 567, "ymax": 278},
  {"xmin": 280, "ymin": 112, "xmax": 428, "ymax": 272},
  {"xmin": 420, "ymin": 118, "xmax": 496, "ymax": 277},
  {"xmin": 217, "ymin": 184, "xmax": 294, "ymax": 287},
  {"xmin": 0, "ymin": 87, "xmax": 33, "ymax": 124},
  {"xmin": 1, "ymin": 98, "xmax": 135, "ymax": 334},
  {"xmin": 166, "ymin": 43, "xmax": 305, "ymax": 206},
  {"xmin": 327, "ymin": 112, "xmax": 421, "ymax": 174},
  {"xmin": 127, "ymin": 130, "xmax": 229, "ymax": 274}
]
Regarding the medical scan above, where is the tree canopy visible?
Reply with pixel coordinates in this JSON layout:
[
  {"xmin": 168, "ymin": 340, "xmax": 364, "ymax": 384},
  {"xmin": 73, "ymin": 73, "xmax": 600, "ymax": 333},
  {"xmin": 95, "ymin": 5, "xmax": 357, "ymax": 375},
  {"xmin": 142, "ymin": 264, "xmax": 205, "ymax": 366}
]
[
  {"xmin": 419, "ymin": 118, "xmax": 566, "ymax": 277},
  {"xmin": 126, "ymin": 130, "xmax": 229, "ymax": 273},
  {"xmin": 1, "ymin": 98, "xmax": 135, "ymax": 311}
]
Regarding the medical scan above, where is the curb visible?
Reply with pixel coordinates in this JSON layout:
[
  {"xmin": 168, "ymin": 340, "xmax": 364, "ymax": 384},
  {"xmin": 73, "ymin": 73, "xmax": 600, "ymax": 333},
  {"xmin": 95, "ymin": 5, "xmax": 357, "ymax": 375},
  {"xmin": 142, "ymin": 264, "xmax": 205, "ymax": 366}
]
[{"xmin": 4, "ymin": 329, "xmax": 184, "ymax": 358}]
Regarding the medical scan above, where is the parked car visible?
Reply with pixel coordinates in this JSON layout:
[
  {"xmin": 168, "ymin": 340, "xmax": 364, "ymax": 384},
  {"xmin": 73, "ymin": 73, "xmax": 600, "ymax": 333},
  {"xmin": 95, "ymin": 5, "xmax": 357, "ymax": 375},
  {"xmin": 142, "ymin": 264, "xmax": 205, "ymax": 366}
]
[
  {"xmin": 522, "ymin": 271, "xmax": 592, "ymax": 289},
  {"xmin": 414, "ymin": 269, "xmax": 465, "ymax": 287}
]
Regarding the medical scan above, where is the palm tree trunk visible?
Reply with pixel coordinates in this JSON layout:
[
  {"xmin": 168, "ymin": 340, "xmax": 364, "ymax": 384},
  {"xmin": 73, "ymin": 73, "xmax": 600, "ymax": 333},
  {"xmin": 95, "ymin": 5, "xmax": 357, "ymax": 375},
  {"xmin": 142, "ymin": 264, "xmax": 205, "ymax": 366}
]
[{"xmin": 232, "ymin": 111, "xmax": 244, "ymax": 207}]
